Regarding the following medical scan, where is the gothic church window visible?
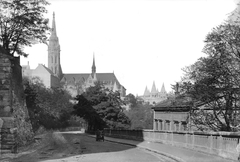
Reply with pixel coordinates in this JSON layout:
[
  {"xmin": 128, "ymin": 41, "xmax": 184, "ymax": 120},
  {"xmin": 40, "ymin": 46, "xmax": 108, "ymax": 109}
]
[{"xmin": 55, "ymin": 56, "xmax": 57, "ymax": 63}]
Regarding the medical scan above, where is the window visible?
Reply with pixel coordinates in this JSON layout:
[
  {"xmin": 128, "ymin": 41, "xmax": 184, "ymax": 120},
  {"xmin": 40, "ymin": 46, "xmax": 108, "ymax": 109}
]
[{"xmin": 55, "ymin": 56, "xmax": 57, "ymax": 63}]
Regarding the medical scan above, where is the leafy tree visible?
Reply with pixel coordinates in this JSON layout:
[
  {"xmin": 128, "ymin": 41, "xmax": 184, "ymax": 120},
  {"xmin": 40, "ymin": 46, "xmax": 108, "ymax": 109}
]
[
  {"xmin": 124, "ymin": 93, "xmax": 137, "ymax": 108},
  {"xmin": 125, "ymin": 102, "xmax": 153, "ymax": 130},
  {"xmin": 23, "ymin": 77, "xmax": 73, "ymax": 132},
  {"xmin": 124, "ymin": 93, "xmax": 153, "ymax": 130},
  {"xmin": 73, "ymin": 82, "xmax": 131, "ymax": 130},
  {"xmin": 180, "ymin": 23, "xmax": 240, "ymax": 131},
  {"xmin": 0, "ymin": 0, "xmax": 50, "ymax": 56}
]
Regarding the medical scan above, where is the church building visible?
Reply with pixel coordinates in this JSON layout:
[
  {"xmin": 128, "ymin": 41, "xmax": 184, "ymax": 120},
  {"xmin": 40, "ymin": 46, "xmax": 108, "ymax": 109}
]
[
  {"xmin": 140, "ymin": 81, "xmax": 168, "ymax": 105},
  {"xmin": 22, "ymin": 13, "xmax": 126, "ymax": 97}
]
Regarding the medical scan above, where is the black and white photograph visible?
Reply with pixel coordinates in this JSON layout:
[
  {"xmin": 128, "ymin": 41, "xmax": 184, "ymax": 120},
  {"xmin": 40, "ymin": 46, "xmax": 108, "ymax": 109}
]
[{"xmin": 0, "ymin": 0, "xmax": 240, "ymax": 161}]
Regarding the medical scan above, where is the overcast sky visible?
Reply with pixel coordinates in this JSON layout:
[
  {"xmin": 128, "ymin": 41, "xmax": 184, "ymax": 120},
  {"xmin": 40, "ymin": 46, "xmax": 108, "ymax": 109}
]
[{"xmin": 20, "ymin": 0, "xmax": 237, "ymax": 96}]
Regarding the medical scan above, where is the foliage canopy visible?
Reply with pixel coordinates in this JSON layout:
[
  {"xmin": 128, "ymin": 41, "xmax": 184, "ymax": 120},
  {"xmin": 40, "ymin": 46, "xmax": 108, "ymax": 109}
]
[
  {"xmin": 180, "ymin": 23, "xmax": 240, "ymax": 131},
  {"xmin": 23, "ymin": 77, "xmax": 73, "ymax": 132},
  {"xmin": 73, "ymin": 82, "xmax": 131, "ymax": 130},
  {"xmin": 0, "ymin": 0, "xmax": 50, "ymax": 56}
]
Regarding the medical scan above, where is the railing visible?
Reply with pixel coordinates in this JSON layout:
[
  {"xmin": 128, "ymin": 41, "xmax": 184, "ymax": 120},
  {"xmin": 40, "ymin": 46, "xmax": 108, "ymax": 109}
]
[{"xmin": 104, "ymin": 129, "xmax": 240, "ymax": 161}]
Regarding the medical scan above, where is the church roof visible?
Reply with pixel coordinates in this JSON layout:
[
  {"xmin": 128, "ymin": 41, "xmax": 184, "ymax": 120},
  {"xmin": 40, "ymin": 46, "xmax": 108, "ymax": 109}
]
[
  {"xmin": 37, "ymin": 64, "xmax": 55, "ymax": 75},
  {"xmin": 62, "ymin": 73, "xmax": 121, "ymax": 85},
  {"xmin": 153, "ymin": 95, "xmax": 192, "ymax": 109}
]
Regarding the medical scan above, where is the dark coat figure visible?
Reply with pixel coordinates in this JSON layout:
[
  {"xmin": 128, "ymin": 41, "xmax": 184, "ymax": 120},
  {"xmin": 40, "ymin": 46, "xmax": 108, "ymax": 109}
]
[{"xmin": 96, "ymin": 129, "xmax": 104, "ymax": 141}]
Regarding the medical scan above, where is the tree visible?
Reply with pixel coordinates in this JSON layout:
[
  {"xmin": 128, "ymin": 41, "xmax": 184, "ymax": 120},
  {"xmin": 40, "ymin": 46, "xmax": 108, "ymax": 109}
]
[
  {"xmin": 124, "ymin": 93, "xmax": 137, "ymax": 108},
  {"xmin": 180, "ymin": 23, "xmax": 240, "ymax": 131},
  {"xmin": 125, "ymin": 101, "xmax": 153, "ymax": 130},
  {"xmin": 0, "ymin": 0, "xmax": 50, "ymax": 56},
  {"xmin": 73, "ymin": 82, "xmax": 131, "ymax": 130},
  {"xmin": 23, "ymin": 77, "xmax": 73, "ymax": 131}
]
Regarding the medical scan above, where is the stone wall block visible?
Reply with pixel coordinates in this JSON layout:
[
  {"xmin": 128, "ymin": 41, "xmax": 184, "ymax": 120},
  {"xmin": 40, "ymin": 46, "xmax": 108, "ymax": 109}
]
[
  {"xmin": 0, "ymin": 51, "xmax": 33, "ymax": 154},
  {"xmin": 1, "ymin": 117, "xmax": 15, "ymax": 128},
  {"xmin": 0, "ymin": 67, "xmax": 11, "ymax": 73},
  {"xmin": 0, "ymin": 84, "xmax": 10, "ymax": 90}
]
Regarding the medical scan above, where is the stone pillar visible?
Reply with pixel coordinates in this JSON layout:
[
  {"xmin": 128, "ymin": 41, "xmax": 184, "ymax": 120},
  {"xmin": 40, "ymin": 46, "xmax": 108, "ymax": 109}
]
[
  {"xmin": 153, "ymin": 120, "xmax": 157, "ymax": 130},
  {"xmin": 218, "ymin": 135, "xmax": 223, "ymax": 154},
  {"xmin": 157, "ymin": 120, "xmax": 161, "ymax": 130},
  {"xmin": 179, "ymin": 122, "xmax": 182, "ymax": 131},
  {"xmin": 170, "ymin": 121, "xmax": 173, "ymax": 131},
  {"xmin": 159, "ymin": 120, "xmax": 162, "ymax": 130},
  {"xmin": 209, "ymin": 135, "xmax": 213, "ymax": 153},
  {"xmin": 162, "ymin": 120, "xmax": 165, "ymax": 130}
]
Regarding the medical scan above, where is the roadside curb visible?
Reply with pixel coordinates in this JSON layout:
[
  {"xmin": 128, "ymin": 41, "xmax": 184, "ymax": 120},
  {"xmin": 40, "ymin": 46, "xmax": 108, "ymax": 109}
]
[{"xmin": 87, "ymin": 134, "xmax": 185, "ymax": 162}]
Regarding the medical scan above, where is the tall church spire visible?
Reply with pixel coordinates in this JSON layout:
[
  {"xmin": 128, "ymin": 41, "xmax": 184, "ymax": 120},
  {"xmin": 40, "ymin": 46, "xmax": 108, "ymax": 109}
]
[
  {"xmin": 48, "ymin": 12, "xmax": 63, "ymax": 80},
  {"xmin": 51, "ymin": 12, "xmax": 57, "ymax": 36},
  {"xmin": 92, "ymin": 53, "xmax": 96, "ymax": 74}
]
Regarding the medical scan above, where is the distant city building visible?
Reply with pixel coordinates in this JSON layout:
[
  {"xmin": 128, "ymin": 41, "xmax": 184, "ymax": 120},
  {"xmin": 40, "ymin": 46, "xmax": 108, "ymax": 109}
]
[
  {"xmin": 61, "ymin": 56, "xmax": 126, "ymax": 98},
  {"xmin": 140, "ymin": 81, "xmax": 168, "ymax": 105},
  {"xmin": 22, "ymin": 62, "xmax": 60, "ymax": 88},
  {"xmin": 22, "ymin": 12, "xmax": 126, "ymax": 97}
]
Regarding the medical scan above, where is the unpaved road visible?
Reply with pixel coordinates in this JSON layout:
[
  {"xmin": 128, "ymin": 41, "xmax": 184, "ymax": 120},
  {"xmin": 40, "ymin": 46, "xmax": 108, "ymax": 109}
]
[{"xmin": 3, "ymin": 132, "xmax": 176, "ymax": 162}]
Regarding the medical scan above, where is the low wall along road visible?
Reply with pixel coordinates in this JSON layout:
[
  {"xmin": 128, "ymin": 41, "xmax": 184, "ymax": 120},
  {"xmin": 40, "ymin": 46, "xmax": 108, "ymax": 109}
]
[{"xmin": 104, "ymin": 129, "xmax": 240, "ymax": 161}]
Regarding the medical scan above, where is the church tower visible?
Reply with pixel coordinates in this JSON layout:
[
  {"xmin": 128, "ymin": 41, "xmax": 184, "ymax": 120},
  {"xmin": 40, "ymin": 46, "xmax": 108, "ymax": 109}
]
[
  {"xmin": 92, "ymin": 54, "xmax": 96, "ymax": 77},
  {"xmin": 48, "ymin": 12, "xmax": 63, "ymax": 79}
]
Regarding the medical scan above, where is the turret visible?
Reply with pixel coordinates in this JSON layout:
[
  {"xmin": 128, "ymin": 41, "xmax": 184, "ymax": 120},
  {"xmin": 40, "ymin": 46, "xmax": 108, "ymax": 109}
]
[
  {"xmin": 160, "ymin": 83, "xmax": 166, "ymax": 94},
  {"xmin": 143, "ymin": 86, "xmax": 150, "ymax": 97},
  {"xmin": 151, "ymin": 81, "xmax": 158, "ymax": 94}
]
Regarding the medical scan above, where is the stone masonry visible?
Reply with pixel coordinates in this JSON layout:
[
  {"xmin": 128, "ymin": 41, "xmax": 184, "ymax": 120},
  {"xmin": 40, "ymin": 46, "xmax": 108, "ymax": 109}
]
[{"xmin": 0, "ymin": 47, "xmax": 33, "ymax": 154}]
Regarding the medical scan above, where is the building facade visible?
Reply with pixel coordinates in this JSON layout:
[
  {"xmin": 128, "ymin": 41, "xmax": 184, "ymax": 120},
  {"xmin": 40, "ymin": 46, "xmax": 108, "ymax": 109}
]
[
  {"xmin": 22, "ymin": 13, "xmax": 126, "ymax": 97},
  {"xmin": 61, "ymin": 56, "xmax": 126, "ymax": 97},
  {"xmin": 152, "ymin": 96, "xmax": 191, "ymax": 131}
]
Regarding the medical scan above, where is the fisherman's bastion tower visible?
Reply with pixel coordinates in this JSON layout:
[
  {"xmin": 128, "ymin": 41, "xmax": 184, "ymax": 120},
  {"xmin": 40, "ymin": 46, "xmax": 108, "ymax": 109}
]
[{"xmin": 140, "ymin": 81, "xmax": 168, "ymax": 105}]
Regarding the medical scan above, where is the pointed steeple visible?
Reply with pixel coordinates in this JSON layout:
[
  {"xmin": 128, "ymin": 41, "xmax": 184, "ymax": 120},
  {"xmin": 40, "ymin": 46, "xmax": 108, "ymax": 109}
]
[
  {"xmin": 51, "ymin": 12, "xmax": 57, "ymax": 36},
  {"xmin": 151, "ymin": 81, "xmax": 157, "ymax": 94},
  {"xmin": 49, "ymin": 12, "xmax": 58, "ymax": 42},
  {"xmin": 144, "ymin": 86, "xmax": 150, "ymax": 96},
  {"xmin": 92, "ymin": 53, "xmax": 96, "ymax": 75},
  {"xmin": 48, "ymin": 12, "xmax": 62, "ymax": 80},
  {"xmin": 160, "ymin": 83, "xmax": 166, "ymax": 93}
]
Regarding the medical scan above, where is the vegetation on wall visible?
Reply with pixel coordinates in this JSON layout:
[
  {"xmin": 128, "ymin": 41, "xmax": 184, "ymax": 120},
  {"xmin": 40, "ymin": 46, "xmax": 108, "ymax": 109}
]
[{"xmin": 23, "ymin": 77, "xmax": 73, "ymax": 132}]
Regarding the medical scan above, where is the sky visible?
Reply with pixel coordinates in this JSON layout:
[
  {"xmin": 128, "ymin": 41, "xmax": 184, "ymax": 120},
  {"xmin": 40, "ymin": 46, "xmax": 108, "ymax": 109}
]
[{"xmin": 20, "ymin": 0, "xmax": 238, "ymax": 96}]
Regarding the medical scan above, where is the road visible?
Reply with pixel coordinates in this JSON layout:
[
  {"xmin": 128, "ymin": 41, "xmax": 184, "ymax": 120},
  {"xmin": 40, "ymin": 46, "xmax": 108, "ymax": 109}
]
[{"xmin": 7, "ymin": 132, "xmax": 178, "ymax": 162}]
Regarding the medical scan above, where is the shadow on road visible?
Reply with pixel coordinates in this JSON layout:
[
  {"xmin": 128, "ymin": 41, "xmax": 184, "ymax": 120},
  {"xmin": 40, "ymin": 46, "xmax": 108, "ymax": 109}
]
[{"xmin": 8, "ymin": 131, "xmax": 143, "ymax": 162}]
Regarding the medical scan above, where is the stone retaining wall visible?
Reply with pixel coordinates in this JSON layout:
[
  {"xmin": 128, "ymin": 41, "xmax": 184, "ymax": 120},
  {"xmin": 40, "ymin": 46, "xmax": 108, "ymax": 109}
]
[{"xmin": 0, "ymin": 48, "xmax": 33, "ymax": 154}]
